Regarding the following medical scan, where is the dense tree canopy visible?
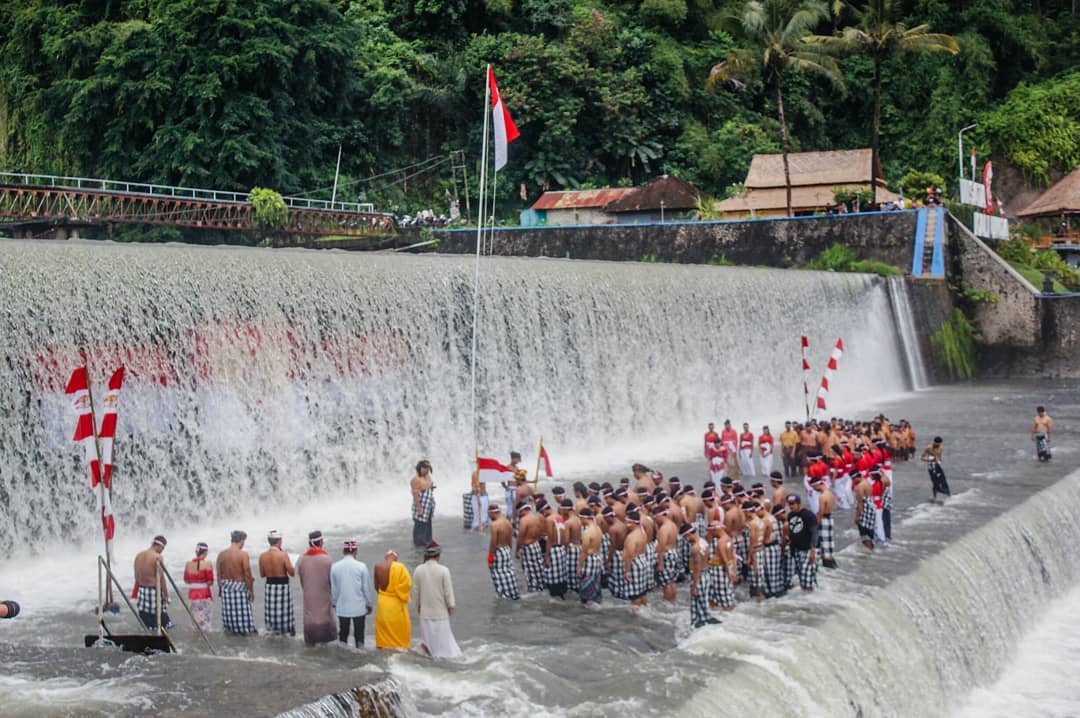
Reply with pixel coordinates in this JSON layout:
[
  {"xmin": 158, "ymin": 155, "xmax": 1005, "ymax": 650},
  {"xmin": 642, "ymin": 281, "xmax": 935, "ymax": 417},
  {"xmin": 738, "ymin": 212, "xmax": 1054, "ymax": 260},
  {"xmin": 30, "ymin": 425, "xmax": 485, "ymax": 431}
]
[{"xmin": 0, "ymin": 0, "xmax": 1076, "ymax": 226}]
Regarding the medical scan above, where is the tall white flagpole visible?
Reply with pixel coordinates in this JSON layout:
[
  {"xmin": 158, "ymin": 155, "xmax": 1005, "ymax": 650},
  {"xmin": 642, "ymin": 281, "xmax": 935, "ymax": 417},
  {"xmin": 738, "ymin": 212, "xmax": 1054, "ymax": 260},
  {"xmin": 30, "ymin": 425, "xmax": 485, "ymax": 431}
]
[
  {"xmin": 471, "ymin": 66, "xmax": 492, "ymax": 451},
  {"xmin": 487, "ymin": 169, "xmax": 499, "ymax": 255}
]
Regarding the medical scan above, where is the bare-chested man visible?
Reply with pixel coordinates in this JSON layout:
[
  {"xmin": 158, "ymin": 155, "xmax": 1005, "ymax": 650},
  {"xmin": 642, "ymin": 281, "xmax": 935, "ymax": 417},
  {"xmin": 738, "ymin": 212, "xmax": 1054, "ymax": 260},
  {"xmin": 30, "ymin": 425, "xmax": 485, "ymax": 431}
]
[
  {"xmin": 623, "ymin": 509, "xmax": 650, "ymax": 609},
  {"xmin": 1032, "ymin": 406, "xmax": 1054, "ymax": 461},
  {"xmin": 811, "ymin": 478, "xmax": 838, "ymax": 569},
  {"xmin": 853, "ymin": 474, "xmax": 876, "ymax": 550},
  {"xmin": 632, "ymin": 464, "xmax": 656, "ymax": 493},
  {"xmin": 134, "ymin": 535, "xmax": 172, "ymax": 630},
  {"xmin": 258, "ymin": 530, "xmax": 296, "ymax": 636},
  {"xmin": 653, "ymin": 508, "xmax": 680, "ymax": 602},
  {"xmin": 515, "ymin": 503, "xmax": 546, "ymax": 593},
  {"xmin": 545, "ymin": 501, "xmax": 571, "ymax": 598},
  {"xmin": 601, "ymin": 506, "xmax": 628, "ymax": 599},
  {"xmin": 706, "ymin": 520, "xmax": 737, "ymax": 611},
  {"xmin": 799, "ymin": 424, "xmax": 818, "ymax": 472},
  {"xmin": 758, "ymin": 503, "xmax": 784, "ymax": 597},
  {"xmin": 745, "ymin": 503, "xmax": 765, "ymax": 602},
  {"xmin": 681, "ymin": 487, "xmax": 707, "ymax": 538},
  {"xmin": 217, "ymin": 530, "xmax": 256, "ymax": 634},
  {"xmin": 920, "ymin": 436, "xmax": 951, "ymax": 500},
  {"xmin": 682, "ymin": 524, "xmax": 718, "ymax": 628},
  {"xmin": 487, "ymin": 505, "xmax": 520, "ymax": 600},
  {"xmin": 564, "ymin": 500, "xmax": 584, "ymax": 593},
  {"xmin": 770, "ymin": 471, "xmax": 788, "ymax": 510},
  {"xmin": 723, "ymin": 495, "xmax": 746, "ymax": 582},
  {"xmin": 577, "ymin": 509, "xmax": 604, "ymax": 606}
]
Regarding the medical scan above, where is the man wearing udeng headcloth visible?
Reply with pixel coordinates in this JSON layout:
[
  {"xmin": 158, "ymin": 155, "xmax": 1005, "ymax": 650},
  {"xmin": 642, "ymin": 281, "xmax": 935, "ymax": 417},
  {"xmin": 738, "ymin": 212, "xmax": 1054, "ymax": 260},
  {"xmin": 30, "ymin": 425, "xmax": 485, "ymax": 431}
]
[
  {"xmin": 217, "ymin": 530, "xmax": 256, "ymax": 635},
  {"xmin": 487, "ymin": 504, "xmax": 521, "ymax": 600},
  {"xmin": 298, "ymin": 530, "xmax": 336, "ymax": 645},
  {"xmin": 134, "ymin": 535, "xmax": 173, "ymax": 630},
  {"xmin": 411, "ymin": 460, "xmax": 436, "ymax": 547},
  {"xmin": 258, "ymin": 530, "xmax": 296, "ymax": 636}
]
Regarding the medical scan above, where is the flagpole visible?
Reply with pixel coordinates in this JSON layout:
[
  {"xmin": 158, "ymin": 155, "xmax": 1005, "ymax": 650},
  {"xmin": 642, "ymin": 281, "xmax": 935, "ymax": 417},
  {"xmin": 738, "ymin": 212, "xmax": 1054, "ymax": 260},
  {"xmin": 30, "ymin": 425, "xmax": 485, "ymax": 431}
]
[
  {"xmin": 532, "ymin": 435, "xmax": 543, "ymax": 489},
  {"xmin": 470, "ymin": 66, "xmax": 492, "ymax": 453},
  {"xmin": 84, "ymin": 364, "xmax": 114, "ymax": 606},
  {"xmin": 487, "ymin": 169, "xmax": 499, "ymax": 255}
]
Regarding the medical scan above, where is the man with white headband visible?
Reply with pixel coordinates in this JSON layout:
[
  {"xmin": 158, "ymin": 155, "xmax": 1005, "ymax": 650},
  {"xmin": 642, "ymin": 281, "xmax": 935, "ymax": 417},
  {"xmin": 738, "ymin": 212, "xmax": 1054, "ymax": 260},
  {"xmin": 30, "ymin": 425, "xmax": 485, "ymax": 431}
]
[
  {"xmin": 298, "ymin": 530, "xmax": 336, "ymax": 645},
  {"xmin": 134, "ymin": 535, "xmax": 173, "ymax": 631},
  {"xmin": 375, "ymin": 548, "xmax": 412, "ymax": 649},
  {"xmin": 411, "ymin": 540, "xmax": 461, "ymax": 659},
  {"xmin": 259, "ymin": 530, "xmax": 296, "ymax": 636},
  {"xmin": 331, "ymin": 539, "xmax": 374, "ymax": 648},
  {"xmin": 487, "ymin": 504, "xmax": 520, "ymax": 600},
  {"xmin": 217, "ymin": 530, "xmax": 256, "ymax": 635}
]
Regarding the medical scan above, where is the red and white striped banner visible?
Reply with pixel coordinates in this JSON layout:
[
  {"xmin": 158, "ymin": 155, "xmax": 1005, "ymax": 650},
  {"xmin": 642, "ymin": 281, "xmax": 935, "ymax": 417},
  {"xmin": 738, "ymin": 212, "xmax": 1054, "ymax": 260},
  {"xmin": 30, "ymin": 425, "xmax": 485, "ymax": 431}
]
[
  {"xmin": 815, "ymin": 339, "xmax": 844, "ymax": 413},
  {"xmin": 64, "ymin": 366, "xmax": 120, "ymax": 560},
  {"xmin": 538, "ymin": 444, "xmax": 553, "ymax": 478},
  {"xmin": 477, "ymin": 456, "xmax": 513, "ymax": 484},
  {"xmin": 97, "ymin": 367, "xmax": 125, "ymax": 490},
  {"xmin": 801, "ymin": 336, "xmax": 810, "ymax": 421}
]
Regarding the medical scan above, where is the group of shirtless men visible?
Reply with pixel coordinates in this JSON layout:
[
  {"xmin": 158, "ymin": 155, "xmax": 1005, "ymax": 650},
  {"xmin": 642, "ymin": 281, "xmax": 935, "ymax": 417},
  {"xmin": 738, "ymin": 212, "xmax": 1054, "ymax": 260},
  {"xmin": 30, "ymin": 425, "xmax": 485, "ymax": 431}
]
[{"xmin": 479, "ymin": 414, "xmax": 922, "ymax": 629}]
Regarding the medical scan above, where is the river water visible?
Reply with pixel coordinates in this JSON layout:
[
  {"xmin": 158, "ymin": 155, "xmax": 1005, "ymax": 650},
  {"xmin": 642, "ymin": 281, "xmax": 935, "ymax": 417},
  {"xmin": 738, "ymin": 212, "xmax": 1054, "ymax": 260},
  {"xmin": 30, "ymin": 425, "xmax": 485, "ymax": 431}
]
[{"xmin": 0, "ymin": 240, "xmax": 1076, "ymax": 716}]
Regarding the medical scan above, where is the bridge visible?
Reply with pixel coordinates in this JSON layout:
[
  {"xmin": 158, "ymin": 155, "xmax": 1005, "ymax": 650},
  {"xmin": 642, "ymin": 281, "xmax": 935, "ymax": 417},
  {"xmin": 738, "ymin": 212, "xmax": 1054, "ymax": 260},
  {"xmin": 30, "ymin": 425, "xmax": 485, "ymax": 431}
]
[{"xmin": 0, "ymin": 172, "xmax": 395, "ymax": 239}]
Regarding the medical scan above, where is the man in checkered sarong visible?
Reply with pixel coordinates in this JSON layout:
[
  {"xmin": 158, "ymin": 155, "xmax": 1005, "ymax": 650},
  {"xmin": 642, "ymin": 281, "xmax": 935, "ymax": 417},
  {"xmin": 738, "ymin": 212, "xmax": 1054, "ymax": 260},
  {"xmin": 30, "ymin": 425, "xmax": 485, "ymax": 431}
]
[
  {"xmin": 623, "ymin": 509, "xmax": 651, "ymax": 608},
  {"xmin": 542, "ymin": 502, "xmax": 570, "ymax": 598},
  {"xmin": 258, "ymin": 530, "xmax": 296, "ymax": 636},
  {"xmin": 217, "ymin": 530, "xmax": 257, "ymax": 634},
  {"xmin": 653, "ymin": 508, "xmax": 681, "ymax": 602},
  {"xmin": 706, "ymin": 523, "xmax": 737, "ymax": 611},
  {"xmin": 561, "ymin": 500, "xmax": 583, "ymax": 592},
  {"xmin": 412, "ymin": 460, "xmax": 436, "ymax": 547},
  {"xmin": 785, "ymin": 495, "xmax": 819, "ymax": 592},
  {"xmin": 487, "ymin": 505, "xmax": 520, "ymax": 600},
  {"xmin": 682, "ymin": 524, "xmax": 719, "ymax": 628},
  {"xmin": 133, "ymin": 535, "xmax": 174, "ymax": 630},
  {"xmin": 515, "ymin": 503, "xmax": 546, "ymax": 592},
  {"xmin": 765, "ymin": 506, "xmax": 787, "ymax": 597},
  {"xmin": 744, "ymin": 502, "xmax": 766, "ymax": 601},
  {"xmin": 810, "ymin": 477, "xmax": 838, "ymax": 569},
  {"xmin": 577, "ymin": 509, "xmax": 604, "ymax": 606}
]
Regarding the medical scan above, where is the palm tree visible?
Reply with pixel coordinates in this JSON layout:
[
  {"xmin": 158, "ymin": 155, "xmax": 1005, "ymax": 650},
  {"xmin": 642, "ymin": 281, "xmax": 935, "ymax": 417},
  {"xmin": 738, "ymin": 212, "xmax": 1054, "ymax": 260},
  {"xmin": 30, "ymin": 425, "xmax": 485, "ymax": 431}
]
[
  {"xmin": 708, "ymin": 0, "xmax": 843, "ymax": 217},
  {"xmin": 807, "ymin": 0, "xmax": 957, "ymax": 192}
]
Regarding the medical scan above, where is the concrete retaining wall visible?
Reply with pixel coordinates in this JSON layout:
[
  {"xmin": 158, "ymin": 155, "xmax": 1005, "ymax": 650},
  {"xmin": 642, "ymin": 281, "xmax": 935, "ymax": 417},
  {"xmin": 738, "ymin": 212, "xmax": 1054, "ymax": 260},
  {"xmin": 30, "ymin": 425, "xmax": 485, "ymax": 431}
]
[
  {"xmin": 436, "ymin": 211, "xmax": 920, "ymax": 269},
  {"xmin": 906, "ymin": 278, "xmax": 956, "ymax": 385}
]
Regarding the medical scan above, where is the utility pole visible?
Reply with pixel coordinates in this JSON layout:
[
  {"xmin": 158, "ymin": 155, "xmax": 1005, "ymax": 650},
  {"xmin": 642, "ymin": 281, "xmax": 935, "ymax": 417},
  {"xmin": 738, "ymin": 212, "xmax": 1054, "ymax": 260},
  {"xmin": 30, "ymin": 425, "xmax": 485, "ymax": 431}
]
[{"xmin": 957, "ymin": 123, "xmax": 977, "ymax": 181}]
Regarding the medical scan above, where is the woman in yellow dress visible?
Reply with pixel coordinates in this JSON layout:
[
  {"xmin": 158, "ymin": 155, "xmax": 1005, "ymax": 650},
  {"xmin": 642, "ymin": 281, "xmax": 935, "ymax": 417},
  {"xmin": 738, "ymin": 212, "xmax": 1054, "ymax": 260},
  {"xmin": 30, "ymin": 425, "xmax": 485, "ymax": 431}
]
[{"xmin": 374, "ymin": 549, "xmax": 412, "ymax": 649}]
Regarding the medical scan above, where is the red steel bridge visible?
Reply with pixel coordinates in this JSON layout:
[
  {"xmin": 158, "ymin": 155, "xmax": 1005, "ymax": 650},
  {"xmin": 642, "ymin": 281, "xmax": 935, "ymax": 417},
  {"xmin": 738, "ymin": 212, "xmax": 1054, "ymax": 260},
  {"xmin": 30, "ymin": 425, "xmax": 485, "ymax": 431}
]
[{"xmin": 0, "ymin": 172, "xmax": 394, "ymax": 239}]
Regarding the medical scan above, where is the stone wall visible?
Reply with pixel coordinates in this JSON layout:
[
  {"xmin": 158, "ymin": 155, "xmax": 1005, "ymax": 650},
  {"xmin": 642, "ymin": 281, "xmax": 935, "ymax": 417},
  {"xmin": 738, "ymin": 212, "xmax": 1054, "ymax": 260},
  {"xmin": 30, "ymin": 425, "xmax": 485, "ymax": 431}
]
[
  {"xmin": 906, "ymin": 278, "xmax": 956, "ymax": 385},
  {"xmin": 436, "ymin": 210, "xmax": 920, "ymax": 269}
]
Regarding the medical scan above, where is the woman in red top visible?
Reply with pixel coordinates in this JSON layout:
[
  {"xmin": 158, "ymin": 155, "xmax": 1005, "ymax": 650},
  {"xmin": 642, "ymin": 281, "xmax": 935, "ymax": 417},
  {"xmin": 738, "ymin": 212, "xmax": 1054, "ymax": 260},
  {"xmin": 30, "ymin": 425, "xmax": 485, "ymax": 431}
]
[{"xmin": 183, "ymin": 542, "xmax": 214, "ymax": 631}]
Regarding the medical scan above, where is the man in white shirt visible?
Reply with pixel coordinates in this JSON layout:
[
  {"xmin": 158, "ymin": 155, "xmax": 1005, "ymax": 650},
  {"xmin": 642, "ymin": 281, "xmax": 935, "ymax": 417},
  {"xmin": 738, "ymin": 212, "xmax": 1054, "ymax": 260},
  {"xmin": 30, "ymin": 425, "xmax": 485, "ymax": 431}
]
[
  {"xmin": 411, "ymin": 541, "xmax": 462, "ymax": 659},
  {"xmin": 330, "ymin": 539, "xmax": 375, "ymax": 648}
]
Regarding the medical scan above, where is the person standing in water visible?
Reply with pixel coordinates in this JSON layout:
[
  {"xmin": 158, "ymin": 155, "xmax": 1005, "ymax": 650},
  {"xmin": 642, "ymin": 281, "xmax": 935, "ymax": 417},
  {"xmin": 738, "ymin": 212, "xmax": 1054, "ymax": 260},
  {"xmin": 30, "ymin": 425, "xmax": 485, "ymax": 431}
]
[
  {"xmin": 375, "ymin": 549, "xmax": 412, "ymax": 649},
  {"xmin": 258, "ymin": 530, "xmax": 296, "ymax": 637},
  {"xmin": 1032, "ymin": 406, "xmax": 1054, "ymax": 461},
  {"xmin": 217, "ymin": 530, "xmax": 256, "ymax": 635},
  {"xmin": 577, "ymin": 508, "xmax": 604, "ymax": 607},
  {"xmin": 331, "ymin": 539, "xmax": 375, "ymax": 649},
  {"xmin": 183, "ymin": 542, "xmax": 214, "ymax": 632},
  {"xmin": 411, "ymin": 460, "xmax": 436, "ymax": 547},
  {"xmin": 297, "ymin": 530, "xmax": 336, "ymax": 645},
  {"xmin": 487, "ymin": 505, "xmax": 520, "ymax": 600},
  {"xmin": 920, "ymin": 437, "xmax": 951, "ymax": 500},
  {"xmin": 134, "ymin": 535, "xmax": 173, "ymax": 631},
  {"xmin": 411, "ymin": 541, "xmax": 461, "ymax": 659}
]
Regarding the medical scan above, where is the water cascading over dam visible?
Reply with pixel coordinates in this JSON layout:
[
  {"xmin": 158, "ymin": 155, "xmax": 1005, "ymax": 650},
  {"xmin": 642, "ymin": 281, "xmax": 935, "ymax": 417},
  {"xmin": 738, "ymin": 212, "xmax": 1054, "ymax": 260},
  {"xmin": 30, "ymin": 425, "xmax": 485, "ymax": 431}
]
[{"xmin": 0, "ymin": 240, "xmax": 914, "ymax": 550}]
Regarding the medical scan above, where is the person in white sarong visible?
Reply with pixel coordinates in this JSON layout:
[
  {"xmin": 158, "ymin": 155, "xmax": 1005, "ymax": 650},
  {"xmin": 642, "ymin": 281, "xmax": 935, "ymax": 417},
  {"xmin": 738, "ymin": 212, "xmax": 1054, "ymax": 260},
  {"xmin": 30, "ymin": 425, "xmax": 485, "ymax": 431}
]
[{"xmin": 411, "ymin": 541, "xmax": 462, "ymax": 659}]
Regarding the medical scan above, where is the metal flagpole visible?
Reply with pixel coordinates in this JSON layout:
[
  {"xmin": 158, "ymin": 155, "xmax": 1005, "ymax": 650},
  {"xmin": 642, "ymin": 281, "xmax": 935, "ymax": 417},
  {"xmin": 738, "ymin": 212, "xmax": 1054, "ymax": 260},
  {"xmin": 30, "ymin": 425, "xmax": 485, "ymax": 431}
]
[
  {"xmin": 330, "ymin": 144, "xmax": 343, "ymax": 208},
  {"xmin": 84, "ymin": 364, "xmax": 114, "ymax": 606},
  {"xmin": 470, "ymin": 66, "xmax": 492, "ymax": 452}
]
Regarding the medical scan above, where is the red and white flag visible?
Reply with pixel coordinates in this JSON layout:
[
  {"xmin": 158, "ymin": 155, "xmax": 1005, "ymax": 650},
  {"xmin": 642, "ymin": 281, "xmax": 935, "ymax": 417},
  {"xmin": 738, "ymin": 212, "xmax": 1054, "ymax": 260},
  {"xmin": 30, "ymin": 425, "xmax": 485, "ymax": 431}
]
[
  {"xmin": 538, "ymin": 444, "xmax": 553, "ymax": 478},
  {"xmin": 97, "ymin": 367, "xmax": 125, "ymax": 490},
  {"xmin": 488, "ymin": 66, "xmax": 520, "ymax": 172},
  {"xmin": 815, "ymin": 339, "xmax": 844, "ymax": 412},
  {"xmin": 801, "ymin": 336, "xmax": 810, "ymax": 420},
  {"xmin": 65, "ymin": 366, "xmax": 116, "ymax": 558},
  {"xmin": 477, "ymin": 456, "xmax": 513, "ymax": 484},
  {"xmin": 982, "ymin": 161, "xmax": 994, "ymax": 215}
]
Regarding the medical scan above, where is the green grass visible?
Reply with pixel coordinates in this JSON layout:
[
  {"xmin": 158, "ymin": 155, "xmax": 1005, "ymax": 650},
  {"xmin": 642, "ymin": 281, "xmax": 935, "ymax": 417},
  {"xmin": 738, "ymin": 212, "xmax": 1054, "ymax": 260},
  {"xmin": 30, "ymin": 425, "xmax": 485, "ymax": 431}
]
[{"xmin": 1008, "ymin": 262, "xmax": 1070, "ymax": 293}]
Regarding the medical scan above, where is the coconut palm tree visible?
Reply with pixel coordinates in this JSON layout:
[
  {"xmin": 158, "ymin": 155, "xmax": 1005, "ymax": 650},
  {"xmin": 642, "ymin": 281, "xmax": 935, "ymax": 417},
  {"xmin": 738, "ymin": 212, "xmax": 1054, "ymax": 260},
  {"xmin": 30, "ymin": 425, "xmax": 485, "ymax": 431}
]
[
  {"xmin": 708, "ymin": 0, "xmax": 843, "ymax": 217},
  {"xmin": 807, "ymin": 0, "xmax": 958, "ymax": 191}
]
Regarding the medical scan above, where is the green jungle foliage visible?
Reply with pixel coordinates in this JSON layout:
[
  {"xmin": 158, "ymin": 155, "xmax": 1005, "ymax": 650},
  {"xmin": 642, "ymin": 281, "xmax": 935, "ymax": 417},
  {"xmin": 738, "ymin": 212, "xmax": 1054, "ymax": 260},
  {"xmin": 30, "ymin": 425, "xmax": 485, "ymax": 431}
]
[
  {"xmin": 994, "ymin": 238, "xmax": 1080, "ymax": 291},
  {"xmin": 930, "ymin": 308, "xmax": 978, "ymax": 380},
  {"xmin": 0, "ymin": 0, "xmax": 1076, "ymax": 235},
  {"xmin": 804, "ymin": 242, "xmax": 902, "ymax": 276}
]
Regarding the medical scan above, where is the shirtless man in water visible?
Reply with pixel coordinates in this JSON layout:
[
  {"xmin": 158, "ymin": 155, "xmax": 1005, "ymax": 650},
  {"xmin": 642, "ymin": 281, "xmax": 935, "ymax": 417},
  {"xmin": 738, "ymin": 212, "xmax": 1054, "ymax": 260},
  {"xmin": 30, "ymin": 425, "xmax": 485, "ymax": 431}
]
[
  {"xmin": 654, "ymin": 508, "xmax": 680, "ymax": 602},
  {"xmin": 217, "ymin": 530, "xmax": 256, "ymax": 634},
  {"xmin": 623, "ymin": 510, "xmax": 650, "ymax": 609},
  {"xmin": 134, "ymin": 536, "xmax": 172, "ymax": 630},
  {"xmin": 577, "ymin": 509, "xmax": 604, "ymax": 606},
  {"xmin": 1032, "ymin": 406, "xmax": 1054, "ymax": 461},
  {"xmin": 515, "ymin": 503, "xmax": 546, "ymax": 592},
  {"xmin": 488, "ymin": 506, "xmax": 520, "ymax": 600}
]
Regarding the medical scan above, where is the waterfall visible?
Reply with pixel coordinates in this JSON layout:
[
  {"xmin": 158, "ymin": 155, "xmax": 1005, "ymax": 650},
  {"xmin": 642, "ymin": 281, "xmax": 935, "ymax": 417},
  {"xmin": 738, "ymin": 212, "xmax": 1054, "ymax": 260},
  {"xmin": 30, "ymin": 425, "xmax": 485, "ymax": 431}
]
[
  {"xmin": 886, "ymin": 276, "xmax": 930, "ymax": 390},
  {"xmin": 0, "ymin": 241, "xmax": 908, "ymax": 550},
  {"xmin": 681, "ymin": 468, "xmax": 1080, "ymax": 717}
]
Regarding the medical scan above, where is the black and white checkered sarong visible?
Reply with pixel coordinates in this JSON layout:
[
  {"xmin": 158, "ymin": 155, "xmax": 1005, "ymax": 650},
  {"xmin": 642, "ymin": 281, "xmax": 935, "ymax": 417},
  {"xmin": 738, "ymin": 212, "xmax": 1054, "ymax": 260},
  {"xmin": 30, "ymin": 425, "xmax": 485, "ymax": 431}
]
[
  {"xmin": 656, "ymin": 548, "xmax": 680, "ymax": 587},
  {"xmin": 608, "ymin": 549, "xmax": 628, "ymax": 599},
  {"xmin": 220, "ymin": 579, "xmax": 256, "ymax": 634},
  {"xmin": 732, "ymin": 529, "xmax": 749, "ymax": 580},
  {"xmin": 490, "ymin": 546, "xmax": 520, "ymax": 600},
  {"xmin": 706, "ymin": 564, "xmax": 736, "ymax": 609},
  {"xmin": 520, "ymin": 541, "xmax": 546, "ymax": 592},
  {"xmin": 793, "ymin": 549, "xmax": 818, "ymax": 590},
  {"xmin": 567, "ymin": 544, "xmax": 582, "ymax": 591},
  {"xmin": 645, "ymin": 541, "xmax": 658, "ymax": 590},
  {"xmin": 628, "ymin": 553, "xmax": 652, "ymax": 600},
  {"xmin": 677, "ymin": 538, "xmax": 691, "ymax": 577},
  {"xmin": 462, "ymin": 492, "xmax": 474, "ymax": 529},
  {"xmin": 763, "ymin": 542, "xmax": 783, "ymax": 597},
  {"xmin": 263, "ymin": 580, "xmax": 295, "ymax": 635},
  {"xmin": 690, "ymin": 572, "xmax": 713, "ymax": 628},
  {"xmin": 748, "ymin": 547, "xmax": 765, "ymax": 596},
  {"xmin": 413, "ymin": 489, "xmax": 435, "ymax": 523},
  {"xmin": 136, "ymin": 585, "xmax": 172, "ymax": 629},
  {"xmin": 545, "ymin": 545, "xmax": 569, "ymax": 589},
  {"xmin": 858, "ymin": 496, "xmax": 876, "ymax": 539},
  {"xmin": 784, "ymin": 547, "xmax": 796, "ymax": 589},
  {"xmin": 819, "ymin": 515, "xmax": 835, "ymax": 559}
]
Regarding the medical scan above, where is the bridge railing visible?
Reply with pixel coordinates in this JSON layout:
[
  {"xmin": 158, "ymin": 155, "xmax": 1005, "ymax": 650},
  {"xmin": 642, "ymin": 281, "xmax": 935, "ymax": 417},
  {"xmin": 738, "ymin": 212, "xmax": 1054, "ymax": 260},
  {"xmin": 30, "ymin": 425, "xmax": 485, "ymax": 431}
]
[{"xmin": 0, "ymin": 172, "xmax": 376, "ymax": 214}]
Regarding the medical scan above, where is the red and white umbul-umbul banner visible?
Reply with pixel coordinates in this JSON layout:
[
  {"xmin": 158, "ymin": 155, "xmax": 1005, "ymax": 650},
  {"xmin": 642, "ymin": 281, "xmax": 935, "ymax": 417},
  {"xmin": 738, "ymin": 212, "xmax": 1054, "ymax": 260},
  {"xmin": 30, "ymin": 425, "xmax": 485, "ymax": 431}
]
[
  {"xmin": 477, "ymin": 456, "xmax": 513, "ymax": 483},
  {"xmin": 538, "ymin": 444, "xmax": 553, "ymax": 478},
  {"xmin": 815, "ymin": 339, "xmax": 844, "ymax": 411},
  {"xmin": 65, "ymin": 367, "xmax": 116, "ymax": 557},
  {"xmin": 488, "ymin": 66, "xmax": 520, "ymax": 172},
  {"xmin": 97, "ymin": 367, "xmax": 125, "ymax": 490}
]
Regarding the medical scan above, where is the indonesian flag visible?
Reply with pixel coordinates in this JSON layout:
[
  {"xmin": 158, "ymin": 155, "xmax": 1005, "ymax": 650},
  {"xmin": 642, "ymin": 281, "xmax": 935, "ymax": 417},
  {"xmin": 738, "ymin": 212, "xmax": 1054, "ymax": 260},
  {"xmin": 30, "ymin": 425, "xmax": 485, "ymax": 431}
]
[
  {"xmin": 801, "ymin": 336, "xmax": 810, "ymax": 418},
  {"xmin": 477, "ymin": 456, "xmax": 513, "ymax": 484},
  {"xmin": 538, "ymin": 444, "xmax": 553, "ymax": 478},
  {"xmin": 488, "ymin": 66, "xmax": 520, "ymax": 172},
  {"xmin": 97, "ymin": 367, "xmax": 125, "ymax": 490},
  {"xmin": 816, "ymin": 339, "xmax": 844, "ymax": 411}
]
